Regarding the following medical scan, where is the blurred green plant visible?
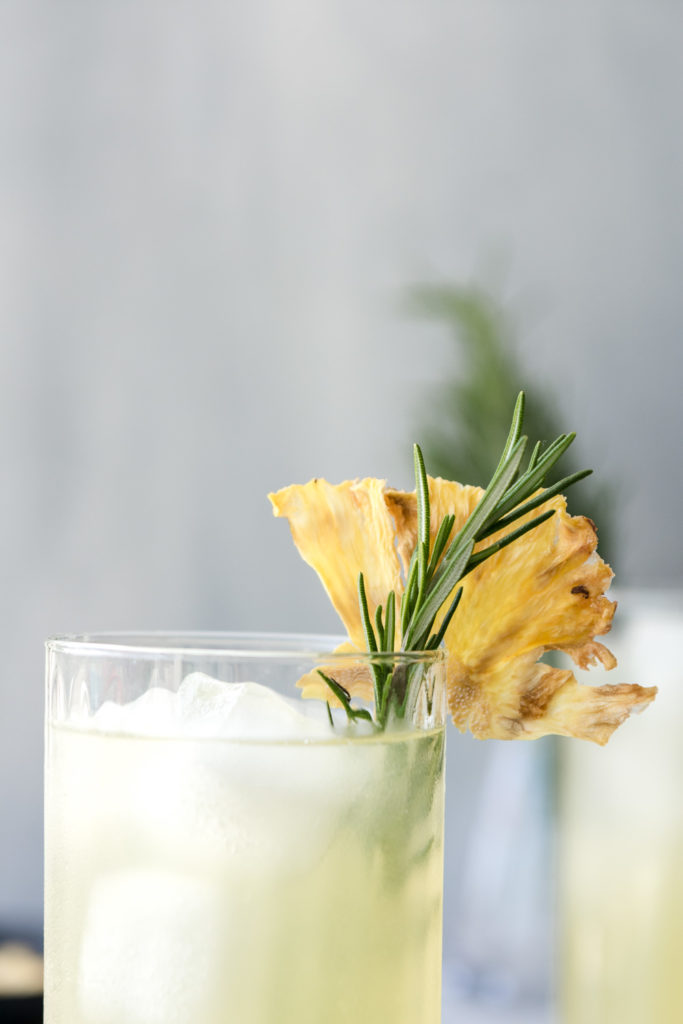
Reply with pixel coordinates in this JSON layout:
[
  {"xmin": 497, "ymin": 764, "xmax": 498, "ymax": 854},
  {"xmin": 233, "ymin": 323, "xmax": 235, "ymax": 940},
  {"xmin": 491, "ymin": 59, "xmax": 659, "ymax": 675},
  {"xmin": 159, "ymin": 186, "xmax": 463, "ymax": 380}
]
[{"xmin": 406, "ymin": 281, "xmax": 615, "ymax": 566}]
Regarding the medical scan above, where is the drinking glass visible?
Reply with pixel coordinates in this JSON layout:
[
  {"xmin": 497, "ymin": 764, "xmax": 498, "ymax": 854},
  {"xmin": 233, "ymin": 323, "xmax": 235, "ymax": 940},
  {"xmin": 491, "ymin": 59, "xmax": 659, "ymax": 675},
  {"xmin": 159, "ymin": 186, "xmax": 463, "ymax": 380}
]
[
  {"xmin": 558, "ymin": 591, "xmax": 683, "ymax": 1022},
  {"xmin": 44, "ymin": 632, "xmax": 446, "ymax": 1024}
]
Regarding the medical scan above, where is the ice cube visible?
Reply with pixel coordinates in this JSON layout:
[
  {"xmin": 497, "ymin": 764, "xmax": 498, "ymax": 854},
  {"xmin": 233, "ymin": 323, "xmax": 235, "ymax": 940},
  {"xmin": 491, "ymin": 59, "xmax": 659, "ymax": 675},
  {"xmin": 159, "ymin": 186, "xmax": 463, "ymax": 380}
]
[
  {"xmin": 79, "ymin": 869, "xmax": 226, "ymax": 1024},
  {"xmin": 176, "ymin": 672, "xmax": 332, "ymax": 739},
  {"xmin": 169, "ymin": 676, "xmax": 376, "ymax": 867},
  {"xmin": 91, "ymin": 687, "xmax": 178, "ymax": 736},
  {"xmin": 86, "ymin": 674, "xmax": 333, "ymax": 741}
]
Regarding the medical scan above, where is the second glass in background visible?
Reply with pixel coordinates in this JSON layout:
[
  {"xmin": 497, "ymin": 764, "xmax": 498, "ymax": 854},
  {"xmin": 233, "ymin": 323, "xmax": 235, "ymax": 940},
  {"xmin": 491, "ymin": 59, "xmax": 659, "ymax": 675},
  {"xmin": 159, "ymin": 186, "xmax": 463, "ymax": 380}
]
[{"xmin": 559, "ymin": 591, "xmax": 683, "ymax": 1023}]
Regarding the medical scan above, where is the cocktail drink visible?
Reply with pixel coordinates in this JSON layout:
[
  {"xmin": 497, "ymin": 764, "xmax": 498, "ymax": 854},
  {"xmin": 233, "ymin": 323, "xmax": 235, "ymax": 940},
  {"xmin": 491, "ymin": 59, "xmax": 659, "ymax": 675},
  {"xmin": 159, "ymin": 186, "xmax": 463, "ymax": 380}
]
[
  {"xmin": 559, "ymin": 593, "xmax": 683, "ymax": 1023},
  {"xmin": 44, "ymin": 634, "xmax": 446, "ymax": 1024},
  {"xmin": 45, "ymin": 395, "xmax": 657, "ymax": 1023}
]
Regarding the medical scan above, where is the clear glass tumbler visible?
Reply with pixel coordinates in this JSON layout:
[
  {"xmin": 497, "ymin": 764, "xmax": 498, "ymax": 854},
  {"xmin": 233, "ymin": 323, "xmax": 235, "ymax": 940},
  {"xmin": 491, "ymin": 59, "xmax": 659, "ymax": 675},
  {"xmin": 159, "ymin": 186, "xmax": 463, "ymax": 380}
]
[
  {"xmin": 44, "ymin": 632, "xmax": 446, "ymax": 1024},
  {"xmin": 558, "ymin": 591, "xmax": 683, "ymax": 1023}
]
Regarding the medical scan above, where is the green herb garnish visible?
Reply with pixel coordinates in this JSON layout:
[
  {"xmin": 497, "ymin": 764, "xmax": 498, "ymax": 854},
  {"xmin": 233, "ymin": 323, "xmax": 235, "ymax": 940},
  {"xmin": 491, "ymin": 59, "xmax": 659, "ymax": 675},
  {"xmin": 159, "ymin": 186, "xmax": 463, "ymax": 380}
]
[{"xmin": 319, "ymin": 391, "xmax": 590, "ymax": 728}]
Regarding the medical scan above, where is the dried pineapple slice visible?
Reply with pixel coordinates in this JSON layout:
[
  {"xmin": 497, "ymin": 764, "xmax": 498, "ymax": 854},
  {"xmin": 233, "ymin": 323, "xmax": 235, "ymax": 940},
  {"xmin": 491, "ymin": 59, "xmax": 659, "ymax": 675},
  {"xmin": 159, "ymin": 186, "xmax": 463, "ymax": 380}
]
[
  {"xmin": 268, "ymin": 478, "xmax": 402, "ymax": 651},
  {"xmin": 270, "ymin": 476, "xmax": 656, "ymax": 743},
  {"xmin": 269, "ymin": 478, "xmax": 398, "ymax": 706}
]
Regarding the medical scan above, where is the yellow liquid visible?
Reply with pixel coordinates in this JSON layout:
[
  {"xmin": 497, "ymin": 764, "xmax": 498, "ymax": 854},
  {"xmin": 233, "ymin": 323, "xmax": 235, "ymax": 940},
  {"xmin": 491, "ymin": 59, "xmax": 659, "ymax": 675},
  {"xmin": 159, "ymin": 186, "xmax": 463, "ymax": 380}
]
[
  {"xmin": 45, "ymin": 723, "xmax": 445, "ymax": 1024},
  {"xmin": 559, "ymin": 602, "xmax": 683, "ymax": 1024},
  {"xmin": 560, "ymin": 821, "xmax": 683, "ymax": 1023}
]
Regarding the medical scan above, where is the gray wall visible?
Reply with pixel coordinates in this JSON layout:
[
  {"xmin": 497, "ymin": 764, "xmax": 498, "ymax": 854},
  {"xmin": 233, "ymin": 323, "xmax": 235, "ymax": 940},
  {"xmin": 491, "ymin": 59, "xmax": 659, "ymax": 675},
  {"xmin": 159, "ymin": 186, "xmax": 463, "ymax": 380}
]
[{"xmin": 2, "ymin": 1, "xmax": 682, "ymax": 933}]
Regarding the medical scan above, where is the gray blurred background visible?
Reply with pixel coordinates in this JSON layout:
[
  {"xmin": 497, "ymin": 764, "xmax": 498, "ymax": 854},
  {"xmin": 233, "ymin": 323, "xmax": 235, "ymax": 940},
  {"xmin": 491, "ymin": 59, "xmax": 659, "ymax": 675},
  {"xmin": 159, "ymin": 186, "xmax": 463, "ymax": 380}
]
[{"xmin": 1, "ymin": 1, "xmax": 682, "ymax": 1016}]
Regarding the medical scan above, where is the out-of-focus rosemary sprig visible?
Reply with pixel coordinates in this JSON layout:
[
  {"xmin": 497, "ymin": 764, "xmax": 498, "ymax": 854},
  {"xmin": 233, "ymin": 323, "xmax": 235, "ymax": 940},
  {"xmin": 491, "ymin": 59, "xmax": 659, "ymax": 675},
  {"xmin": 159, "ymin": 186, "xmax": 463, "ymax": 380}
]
[
  {"xmin": 320, "ymin": 392, "xmax": 591, "ymax": 728},
  {"xmin": 406, "ymin": 281, "xmax": 615, "ymax": 563}
]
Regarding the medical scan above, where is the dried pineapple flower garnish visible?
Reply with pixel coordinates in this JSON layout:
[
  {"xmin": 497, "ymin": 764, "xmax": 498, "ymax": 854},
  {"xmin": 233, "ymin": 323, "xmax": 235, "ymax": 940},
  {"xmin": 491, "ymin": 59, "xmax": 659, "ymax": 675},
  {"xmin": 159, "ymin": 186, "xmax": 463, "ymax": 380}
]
[{"xmin": 269, "ymin": 395, "xmax": 656, "ymax": 743}]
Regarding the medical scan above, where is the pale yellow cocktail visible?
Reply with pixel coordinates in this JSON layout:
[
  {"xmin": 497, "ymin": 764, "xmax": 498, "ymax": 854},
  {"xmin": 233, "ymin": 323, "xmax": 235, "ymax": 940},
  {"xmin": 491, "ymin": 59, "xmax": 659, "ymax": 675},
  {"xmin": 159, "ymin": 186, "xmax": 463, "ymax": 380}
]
[{"xmin": 44, "ymin": 636, "xmax": 445, "ymax": 1024}]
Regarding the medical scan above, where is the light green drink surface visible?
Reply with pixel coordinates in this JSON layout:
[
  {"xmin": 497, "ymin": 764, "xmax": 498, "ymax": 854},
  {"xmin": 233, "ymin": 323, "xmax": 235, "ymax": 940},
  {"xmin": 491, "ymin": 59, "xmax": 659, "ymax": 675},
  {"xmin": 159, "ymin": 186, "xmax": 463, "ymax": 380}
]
[{"xmin": 45, "ymin": 722, "xmax": 445, "ymax": 1024}]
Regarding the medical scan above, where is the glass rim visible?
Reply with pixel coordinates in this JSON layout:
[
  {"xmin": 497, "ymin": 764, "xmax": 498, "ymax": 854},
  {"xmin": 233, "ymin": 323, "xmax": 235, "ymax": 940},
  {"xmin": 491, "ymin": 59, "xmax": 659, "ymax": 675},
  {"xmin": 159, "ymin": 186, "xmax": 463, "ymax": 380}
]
[{"xmin": 45, "ymin": 630, "xmax": 446, "ymax": 663}]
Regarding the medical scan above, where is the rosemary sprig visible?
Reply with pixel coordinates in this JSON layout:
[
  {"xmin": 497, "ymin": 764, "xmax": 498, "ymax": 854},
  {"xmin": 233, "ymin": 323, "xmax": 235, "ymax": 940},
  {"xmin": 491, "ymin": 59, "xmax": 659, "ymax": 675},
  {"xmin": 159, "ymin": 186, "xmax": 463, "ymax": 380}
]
[
  {"xmin": 318, "ymin": 392, "xmax": 590, "ymax": 729},
  {"xmin": 400, "ymin": 392, "xmax": 591, "ymax": 653},
  {"xmin": 317, "ymin": 670, "xmax": 375, "ymax": 727}
]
